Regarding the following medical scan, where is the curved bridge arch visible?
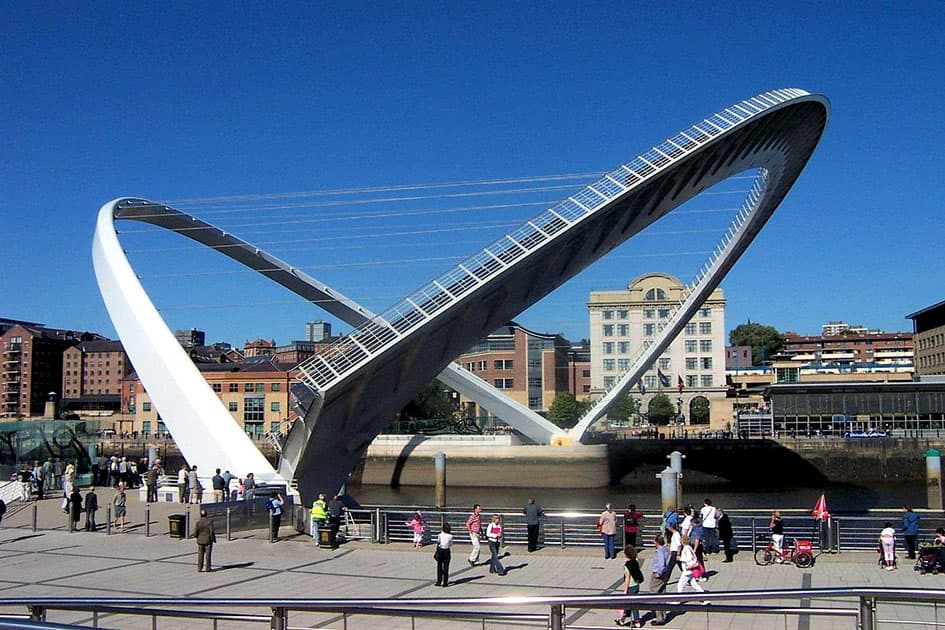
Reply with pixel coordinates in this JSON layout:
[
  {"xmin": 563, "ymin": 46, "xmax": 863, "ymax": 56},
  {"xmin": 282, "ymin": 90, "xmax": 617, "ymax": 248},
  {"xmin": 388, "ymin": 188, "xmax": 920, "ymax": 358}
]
[{"xmin": 94, "ymin": 89, "xmax": 828, "ymax": 501}]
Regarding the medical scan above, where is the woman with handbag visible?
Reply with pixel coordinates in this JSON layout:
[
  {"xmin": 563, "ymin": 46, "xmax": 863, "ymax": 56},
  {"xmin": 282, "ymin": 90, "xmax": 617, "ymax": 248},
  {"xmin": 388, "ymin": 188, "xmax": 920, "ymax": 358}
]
[
  {"xmin": 615, "ymin": 545, "xmax": 645, "ymax": 627},
  {"xmin": 485, "ymin": 514, "xmax": 507, "ymax": 575},
  {"xmin": 434, "ymin": 522, "xmax": 453, "ymax": 586},
  {"xmin": 676, "ymin": 534, "xmax": 706, "ymax": 594}
]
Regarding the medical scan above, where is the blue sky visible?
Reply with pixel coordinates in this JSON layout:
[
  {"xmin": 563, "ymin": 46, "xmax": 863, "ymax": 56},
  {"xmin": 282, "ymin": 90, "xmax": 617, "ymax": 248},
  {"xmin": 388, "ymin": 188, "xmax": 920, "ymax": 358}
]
[{"xmin": 3, "ymin": 3, "xmax": 943, "ymax": 347}]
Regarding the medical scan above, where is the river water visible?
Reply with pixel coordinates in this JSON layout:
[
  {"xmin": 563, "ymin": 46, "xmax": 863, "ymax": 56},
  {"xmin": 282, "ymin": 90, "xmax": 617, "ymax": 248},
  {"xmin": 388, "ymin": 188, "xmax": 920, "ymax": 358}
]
[{"xmin": 350, "ymin": 479, "xmax": 929, "ymax": 514}]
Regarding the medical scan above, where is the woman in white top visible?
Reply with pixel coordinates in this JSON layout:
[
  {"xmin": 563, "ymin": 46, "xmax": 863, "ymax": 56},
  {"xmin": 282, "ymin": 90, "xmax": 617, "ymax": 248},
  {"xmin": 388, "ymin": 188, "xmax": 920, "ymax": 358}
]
[
  {"xmin": 435, "ymin": 522, "xmax": 454, "ymax": 586},
  {"xmin": 676, "ymin": 534, "xmax": 706, "ymax": 593},
  {"xmin": 879, "ymin": 522, "xmax": 897, "ymax": 570},
  {"xmin": 486, "ymin": 514, "xmax": 507, "ymax": 575}
]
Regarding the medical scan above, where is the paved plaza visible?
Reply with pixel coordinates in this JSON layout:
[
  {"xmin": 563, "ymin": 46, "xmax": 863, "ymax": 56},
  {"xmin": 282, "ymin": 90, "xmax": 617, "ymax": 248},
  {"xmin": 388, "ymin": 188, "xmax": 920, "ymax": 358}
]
[{"xmin": 1, "ymin": 491, "xmax": 944, "ymax": 629}]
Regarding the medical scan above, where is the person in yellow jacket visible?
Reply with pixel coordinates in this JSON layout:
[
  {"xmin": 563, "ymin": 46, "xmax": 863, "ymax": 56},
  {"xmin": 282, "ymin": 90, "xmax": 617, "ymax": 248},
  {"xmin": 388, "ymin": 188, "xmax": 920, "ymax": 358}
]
[{"xmin": 310, "ymin": 493, "xmax": 328, "ymax": 544}]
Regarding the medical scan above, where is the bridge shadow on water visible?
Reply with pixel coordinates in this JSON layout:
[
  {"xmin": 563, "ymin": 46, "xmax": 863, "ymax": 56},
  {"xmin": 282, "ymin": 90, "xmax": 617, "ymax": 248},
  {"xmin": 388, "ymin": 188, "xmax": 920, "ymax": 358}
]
[{"xmin": 606, "ymin": 439, "xmax": 830, "ymax": 488}]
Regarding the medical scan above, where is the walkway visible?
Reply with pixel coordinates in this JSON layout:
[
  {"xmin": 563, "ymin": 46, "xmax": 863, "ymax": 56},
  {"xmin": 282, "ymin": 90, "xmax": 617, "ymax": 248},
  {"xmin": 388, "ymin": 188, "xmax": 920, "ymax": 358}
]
[{"xmin": 0, "ymin": 492, "xmax": 942, "ymax": 629}]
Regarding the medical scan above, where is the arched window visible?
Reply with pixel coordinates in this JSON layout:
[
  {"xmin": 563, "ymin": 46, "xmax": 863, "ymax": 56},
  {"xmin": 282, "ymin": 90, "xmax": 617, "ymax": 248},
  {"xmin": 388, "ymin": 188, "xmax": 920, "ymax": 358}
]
[{"xmin": 645, "ymin": 288, "xmax": 667, "ymax": 301}]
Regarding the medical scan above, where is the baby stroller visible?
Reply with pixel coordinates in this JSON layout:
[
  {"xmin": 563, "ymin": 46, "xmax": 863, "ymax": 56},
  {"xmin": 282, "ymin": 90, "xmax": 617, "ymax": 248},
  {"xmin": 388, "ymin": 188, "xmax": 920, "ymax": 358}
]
[
  {"xmin": 915, "ymin": 544, "xmax": 945, "ymax": 574},
  {"xmin": 877, "ymin": 544, "xmax": 897, "ymax": 569}
]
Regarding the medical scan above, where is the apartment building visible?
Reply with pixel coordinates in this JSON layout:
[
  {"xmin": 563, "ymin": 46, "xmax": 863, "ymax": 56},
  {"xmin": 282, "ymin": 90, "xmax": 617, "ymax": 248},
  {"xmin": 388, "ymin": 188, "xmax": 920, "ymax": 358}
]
[
  {"xmin": 781, "ymin": 329, "xmax": 913, "ymax": 369},
  {"xmin": 61, "ymin": 340, "xmax": 133, "ymax": 416},
  {"xmin": 456, "ymin": 322, "xmax": 572, "ymax": 416},
  {"xmin": 908, "ymin": 300, "xmax": 945, "ymax": 376},
  {"xmin": 123, "ymin": 356, "xmax": 297, "ymax": 437},
  {"xmin": 1, "ymin": 322, "xmax": 104, "ymax": 419}
]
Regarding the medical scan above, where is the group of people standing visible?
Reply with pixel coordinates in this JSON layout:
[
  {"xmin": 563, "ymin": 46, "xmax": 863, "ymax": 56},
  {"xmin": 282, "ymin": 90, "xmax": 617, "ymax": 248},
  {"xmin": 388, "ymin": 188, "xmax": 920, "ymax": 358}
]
[{"xmin": 308, "ymin": 493, "xmax": 346, "ymax": 549}]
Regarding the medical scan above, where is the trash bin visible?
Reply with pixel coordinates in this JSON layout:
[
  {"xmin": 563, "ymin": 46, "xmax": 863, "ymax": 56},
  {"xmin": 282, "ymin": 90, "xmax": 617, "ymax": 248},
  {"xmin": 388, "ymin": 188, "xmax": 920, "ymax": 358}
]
[
  {"xmin": 318, "ymin": 528, "xmax": 331, "ymax": 548},
  {"xmin": 168, "ymin": 514, "xmax": 186, "ymax": 539}
]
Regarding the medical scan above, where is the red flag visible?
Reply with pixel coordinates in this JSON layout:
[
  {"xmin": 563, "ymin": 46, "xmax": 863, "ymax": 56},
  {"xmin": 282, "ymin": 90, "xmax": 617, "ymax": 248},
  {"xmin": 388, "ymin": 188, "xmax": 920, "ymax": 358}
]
[
  {"xmin": 811, "ymin": 494, "xmax": 830, "ymax": 521},
  {"xmin": 677, "ymin": 375, "xmax": 684, "ymax": 394}
]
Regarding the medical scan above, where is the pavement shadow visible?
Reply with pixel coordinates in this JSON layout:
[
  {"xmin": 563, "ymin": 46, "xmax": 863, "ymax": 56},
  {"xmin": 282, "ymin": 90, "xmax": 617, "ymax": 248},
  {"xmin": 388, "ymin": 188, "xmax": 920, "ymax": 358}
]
[
  {"xmin": 215, "ymin": 561, "xmax": 255, "ymax": 571},
  {"xmin": 0, "ymin": 533, "xmax": 45, "ymax": 545},
  {"xmin": 448, "ymin": 575, "xmax": 485, "ymax": 585},
  {"xmin": 501, "ymin": 562, "xmax": 528, "ymax": 573}
]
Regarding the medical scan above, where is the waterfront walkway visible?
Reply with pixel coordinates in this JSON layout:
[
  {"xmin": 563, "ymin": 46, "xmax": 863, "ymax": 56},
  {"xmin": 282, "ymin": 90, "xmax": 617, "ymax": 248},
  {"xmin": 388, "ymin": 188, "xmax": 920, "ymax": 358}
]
[{"xmin": 1, "ymin": 494, "xmax": 944, "ymax": 629}]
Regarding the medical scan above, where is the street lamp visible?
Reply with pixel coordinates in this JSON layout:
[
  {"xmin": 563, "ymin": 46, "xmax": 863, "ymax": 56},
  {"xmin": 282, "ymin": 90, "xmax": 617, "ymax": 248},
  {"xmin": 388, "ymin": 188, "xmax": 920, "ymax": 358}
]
[{"xmin": 676, "ymin": 397, "xmax": 684, "ymax": 437}]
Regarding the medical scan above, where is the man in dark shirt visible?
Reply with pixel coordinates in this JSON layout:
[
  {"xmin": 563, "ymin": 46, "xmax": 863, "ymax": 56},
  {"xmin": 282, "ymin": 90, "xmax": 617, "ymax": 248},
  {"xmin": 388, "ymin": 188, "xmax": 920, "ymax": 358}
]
[
  {"xmin": 193, "ymin": 509, "xmax": 217, "ymax": 572},
  {"xmin": 523, "ymin": 498, "xmax": 544, "ymax": 552},
  {"xmin": 84, "ymin": 487, "xmax": 99, "ymax": 531},
  {"xmin": 211, "ymin": 468, "xmax": 226, "ymax": 503},
  {"xmin": 327, "ymin": 495, "xmax": 345, "ymax": 549}
]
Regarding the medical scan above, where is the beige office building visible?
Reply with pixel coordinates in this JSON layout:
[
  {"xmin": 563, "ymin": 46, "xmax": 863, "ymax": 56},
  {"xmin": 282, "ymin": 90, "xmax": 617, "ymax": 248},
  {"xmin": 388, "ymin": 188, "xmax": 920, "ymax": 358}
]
[{"xmin": 588, "ymin": 273, "xmax": 728, "ymax": 427}]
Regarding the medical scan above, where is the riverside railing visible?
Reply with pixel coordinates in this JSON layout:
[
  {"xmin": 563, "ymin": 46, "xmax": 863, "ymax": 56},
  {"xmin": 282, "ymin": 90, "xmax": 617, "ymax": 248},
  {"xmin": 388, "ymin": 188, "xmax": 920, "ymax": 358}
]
[
  {"xmin": 4, "ymin": 587, "xmax": 945, "ymax": 629},
  {"xmin": 292, "ymin": 506, "xmax": 942, "ymax": 554}
]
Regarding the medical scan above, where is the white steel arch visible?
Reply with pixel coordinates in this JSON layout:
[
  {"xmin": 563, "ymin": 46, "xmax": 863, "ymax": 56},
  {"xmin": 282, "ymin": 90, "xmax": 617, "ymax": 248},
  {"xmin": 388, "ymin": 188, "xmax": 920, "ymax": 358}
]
[{"xmin": 94, "ymin": 89, "xmax": 829, "ymax": 502}]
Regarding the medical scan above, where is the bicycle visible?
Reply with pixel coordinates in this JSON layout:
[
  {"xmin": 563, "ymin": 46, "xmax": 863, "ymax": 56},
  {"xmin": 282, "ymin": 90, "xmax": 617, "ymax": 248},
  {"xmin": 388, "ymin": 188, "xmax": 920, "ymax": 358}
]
[{"xmin": 754, "ymin": 537, "xmax": 814, "ymax": 568}]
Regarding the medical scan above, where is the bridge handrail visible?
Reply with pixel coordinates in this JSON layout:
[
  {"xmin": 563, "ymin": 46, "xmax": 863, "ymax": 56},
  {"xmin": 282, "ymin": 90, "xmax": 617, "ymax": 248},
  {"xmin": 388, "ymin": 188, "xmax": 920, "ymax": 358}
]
[
  {"xmin": 294, "ymin": 89, "xmax": 811, "ymax": 393},
  {"xmin": 3, "ymin": 586, "xmax": 942, "ymax": 630}
]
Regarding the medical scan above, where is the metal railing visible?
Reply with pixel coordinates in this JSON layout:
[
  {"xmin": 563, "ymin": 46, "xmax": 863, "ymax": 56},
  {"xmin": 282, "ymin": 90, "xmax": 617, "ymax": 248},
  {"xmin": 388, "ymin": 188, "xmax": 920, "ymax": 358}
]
[
  {"xmin": 3, "ymin": 587, "xmax": 945, "ymax": 629},
  {"xmin": 295, "ymin": 89, "xmax": 811, "ymax": 393}
]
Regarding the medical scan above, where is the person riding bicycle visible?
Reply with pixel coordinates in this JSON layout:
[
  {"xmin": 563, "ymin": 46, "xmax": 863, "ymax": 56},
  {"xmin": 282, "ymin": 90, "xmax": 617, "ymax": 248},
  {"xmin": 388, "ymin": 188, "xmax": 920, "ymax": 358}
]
[{"xmin": 769, "ymin": 510, "xmax": 785, "ymax": 562}]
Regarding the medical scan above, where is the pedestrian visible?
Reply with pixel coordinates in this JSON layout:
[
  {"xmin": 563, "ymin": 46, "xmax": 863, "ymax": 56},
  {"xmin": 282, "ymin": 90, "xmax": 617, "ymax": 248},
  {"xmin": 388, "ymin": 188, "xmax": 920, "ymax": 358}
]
[
  {"xmin": 221, "ymin": 469, "xmax": 234, "ymax": 499},
  {"xmin": 243, "ymin": 472, "xmax": 256, "ymax": 502},
  {"xmin": 68, "ymin": 487, "xmax": 83, "ymax": 532},
  {"xmin": 598, "ymin": 503, "xmax": 618, "ymax": 559},
  {"xmin": 113, "ymin": 482, "xmax": 127, "ymax": 531},
  {"xmin": 718, "ymin": 507, "xmax": 734, "ymax": 562},
  {"xmin": 622, "ymin": 503, "xmax": 644, "ymax": 549},
  {"xmin": 769, "ymin": 510, "xmax": 785, "ymax": 560},
  {"xmin": 188, "ymin": 465, "xmax": 202, "ymax": 504},
  {"xmin": 267, "ymin": 493, "xmax": 284, "ymax": 541},
  {"xmin": 677, "ymin": 534, "xmax": 705, "ymax": 594},
  {"xmin": 310, "ymin": 493, "xmax": 328, "ymax": 545},
  {"xmin": 194, "ymin": 509, "xmax": 216, "ymax": 572},
  {"xmin": 700, "ymin": 498, "xmax": 719, "ymax": 554},
  {"xmin": 64, "ymin": 463, "xmax": 76, "ymax": 496},
  {"xmin": 211, "ymin": 468, "xmax": 225, "ymax": 503},
  {"xmin": 406, "ymin": 510, "xmax": 425, "ymax": 549},
  {"xmin": 485, "ymin": 514, "xmax": 507, "ymax": 575},
  {"xmin": 880, "ymin": 521, "xmax": 897, "ymax": 570},
  {"xmin": 0, "ymin": 498, "xmax": 5, "ymax": 526},
  {"xmin": 32, "ymin": 461, "xmax": 45, "ymax": 500},
  {"xmin": 523, "ymin": 497, "xmax": 544, "ymax": 552},
  {"xmin": 466, "ymin": 504, "xmax": 483, "ymax": 566},
  {"xmin": 690, "ymin": 515, "xmax": 707, "ymax": 581},
  {"xmin": 84, "ymin": 486, "xmax": 99, "ymax": 531},
  {"xmin": 327, "ymin": 494, "xmax": 345, "ymax": 549},
  {"xmin": 177, "ymin": 464, "xmax": 189, "ymax": 503},
  {"xmin": 118, "ymin": 457, "xmax": 128, "ymax": 487},
  {"xmin": 145, "ymin": 464, "xmax": 159, "ymax": 503},
  {"xmin": 18, "ymin": 464, "xmax": 32, "ymax": 501},
  {"xmin": 902, "ymin": 504, "xmax": 920, "ymax": 559},
  {"xmin": 614, "ymin": 544, "xmax": 645, "ymax": 627},
  {"xmin": 434, "ymin": 522, "xmax": 453, "ymax": 587},
  {"xmin": 666, "ymin": 522, "xmax": 682, "ymax": 580},
  {"xmin": 648, "ymin": 534, "xmax": 671, "ymax": 626}
]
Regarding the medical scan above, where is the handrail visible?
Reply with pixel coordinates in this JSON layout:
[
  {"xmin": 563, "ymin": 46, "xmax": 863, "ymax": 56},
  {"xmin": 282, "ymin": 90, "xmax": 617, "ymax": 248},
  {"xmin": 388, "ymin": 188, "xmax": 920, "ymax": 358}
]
[
  {"xmin": 294, "ymin": 89, "xmax": 812, "ymax": 393},
  {"xmin": 6, "ymin": 587, "xmax": 945, "ymax": 630}
]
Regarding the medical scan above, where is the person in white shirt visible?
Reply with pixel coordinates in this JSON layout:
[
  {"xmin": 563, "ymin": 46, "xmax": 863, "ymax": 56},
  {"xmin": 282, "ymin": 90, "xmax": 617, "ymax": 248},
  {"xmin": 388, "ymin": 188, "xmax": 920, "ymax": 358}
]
[
  {"xmin": 680, "ymin": 507, "xmax": 694, "ymax": 538},
  {"xmin": 700, "ymin": 498, "xmax": 719, "ymax": 554},
  {"xmin": 676, "ymin": 534, "xmax": 706, "ymax": 594},
  {"xmin": 879, "ymin": 522, "xmax": 897, "ymax": 570},
  {"xmin": 434, "ymin": 522, "xmax": 454, "ymax": 586}
]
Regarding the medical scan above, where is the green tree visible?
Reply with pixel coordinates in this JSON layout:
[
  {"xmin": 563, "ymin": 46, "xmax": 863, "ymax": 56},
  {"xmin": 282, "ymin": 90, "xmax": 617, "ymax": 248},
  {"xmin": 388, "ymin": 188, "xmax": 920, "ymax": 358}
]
[
  {"xmin": 548, "ymin": 392, "xmax": 587, "ymax": 429},
  {"xmin": 647, "ymin": 393, "xmax": 676, "ymax": 426},
  {"xmin": 399, "ymin": 380, "xmax": 456, "ymax": 420},
  {"xmin": 689, "ymin": 396, "xmax": 710, "ymax": 425},
  {"xmin": 729, "ymin": 322, "xmax": 785, "ymax": 366},
  {"xmin": 609, "ymin": 393, "xmax": 637, "ymax": 425}
]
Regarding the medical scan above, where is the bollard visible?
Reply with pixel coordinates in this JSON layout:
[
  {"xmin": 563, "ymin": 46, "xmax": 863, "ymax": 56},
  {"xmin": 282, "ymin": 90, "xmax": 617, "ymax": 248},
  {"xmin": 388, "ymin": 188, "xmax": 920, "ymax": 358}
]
[
  {"xmin": 226, "ymin": 507, "xmax": 232, "ymax": 542},
  {"xmin": 859, "ymin": 596, "xmax": 876, "ymax": 630},
  {"xmin": 656, "ymin": 467, "xmax": 678, "ymax": 516},
  {"xmin": 434, "ymin": 452, "xmax": 446, "ymax": 508},
  {"xmin": 185, "ymin": 507, "xmax": 191, "ymax": 539},
  {"xmin": 106, "ymin": 506, "xmax": 112, "ymax": 535},
  {"xmin": 145, "ymin": 504, "xmax": 151, "ymax": 537},
  {"xmin": 374, "ymin": 508, "xmax": 381, "ymax": 543},
  {"xmin": 269, "ymin": 510, "xmax": 275, "ymax": 543},
  {"xmin": 32, "ymin": 502, "xmax": 38, "ymax": 532},
  {"xmin": 270, "ymin": 606, "xmax": 287, "ymax": 630},
  {"xmin": 926, "ymin": 449, "xmax": 943, "ymax": 511},
  {"xmin": 667, "ymin": 451, "xmax": 685, "ymax": 509}
]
